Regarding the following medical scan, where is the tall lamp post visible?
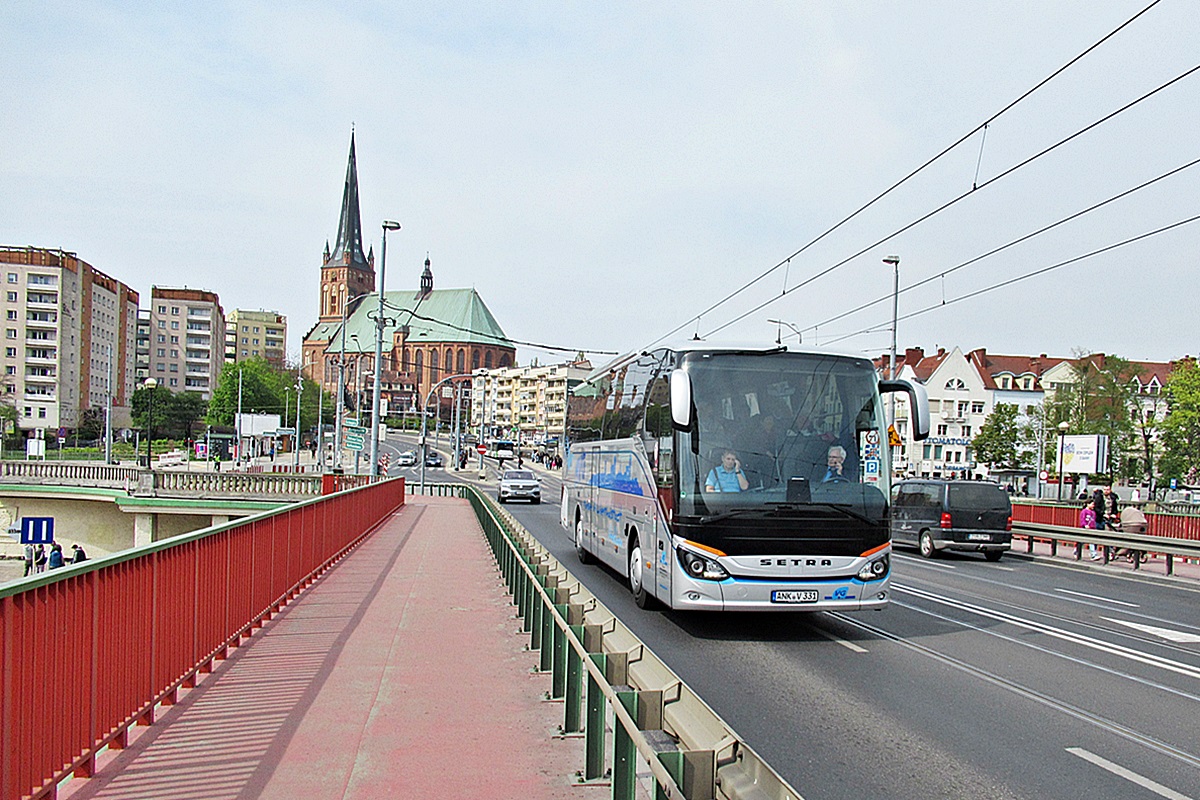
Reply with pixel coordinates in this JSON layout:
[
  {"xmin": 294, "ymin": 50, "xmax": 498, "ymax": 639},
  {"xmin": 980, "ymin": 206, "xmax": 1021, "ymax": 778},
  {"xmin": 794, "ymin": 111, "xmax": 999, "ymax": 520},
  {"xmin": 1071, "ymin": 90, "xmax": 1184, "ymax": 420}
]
[
  {"xmin": 143, "ymin": 377, "xmax": 158, "ymax": 469},
  {"xmin": 882, "ymin": 255, "xmax": 900, "ymax": 425},
  {"xmin": 371, "ymin": 220, "xmax": 401, "ymax": 477},
  {"xmin": 1057, "ymin": 421, "xmax": 1070, "ymax": 501}
]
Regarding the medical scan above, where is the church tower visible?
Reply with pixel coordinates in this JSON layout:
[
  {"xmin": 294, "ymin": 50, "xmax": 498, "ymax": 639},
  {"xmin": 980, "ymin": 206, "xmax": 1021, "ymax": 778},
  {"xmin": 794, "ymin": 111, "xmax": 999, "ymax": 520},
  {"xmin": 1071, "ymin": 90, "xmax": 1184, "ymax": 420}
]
[{"xmin": 319, "ymin": 133, "xmax": 375, "ymax": 323}]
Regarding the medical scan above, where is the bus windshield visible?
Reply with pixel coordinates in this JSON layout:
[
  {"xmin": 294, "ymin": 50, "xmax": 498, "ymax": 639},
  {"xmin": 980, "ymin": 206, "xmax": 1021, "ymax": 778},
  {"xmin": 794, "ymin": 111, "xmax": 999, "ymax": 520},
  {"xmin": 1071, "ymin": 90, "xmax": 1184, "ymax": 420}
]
[{"xmin": 677, "ymin": 351, "xmax": 889, "ymax": 520}]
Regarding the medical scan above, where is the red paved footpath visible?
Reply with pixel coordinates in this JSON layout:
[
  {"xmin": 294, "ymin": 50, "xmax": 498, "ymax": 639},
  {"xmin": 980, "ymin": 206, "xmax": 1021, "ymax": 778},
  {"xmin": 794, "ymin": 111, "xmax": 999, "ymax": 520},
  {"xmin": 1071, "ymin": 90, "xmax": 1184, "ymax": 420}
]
[{"xmin": 62, "ymin": 496, "xmax": 609, "ymax": 800}]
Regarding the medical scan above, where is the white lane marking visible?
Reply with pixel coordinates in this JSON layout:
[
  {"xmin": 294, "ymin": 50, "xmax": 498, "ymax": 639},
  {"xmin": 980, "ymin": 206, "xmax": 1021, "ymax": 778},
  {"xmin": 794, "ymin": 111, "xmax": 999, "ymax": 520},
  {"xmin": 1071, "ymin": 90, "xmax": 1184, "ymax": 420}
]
[
  {"xmin": 1066, "ymin": 747, "xmax": 1195, "ymax": 800},
  {"xmin": 893, "ymin": 554, "xmax": 957, "ymax": 569},
  {"xmin": 896, "ymin": 584, "xmax": 1200, "ymax": 682},
  {"xmin": 811, "ymin": 625, "xmax": 868, "ymax": 653},
  {"xmin": 1103, "ymin": 618, "xmax": 1200, "ymax": 644},
  {"xmin": 1057, "ymin": 588, "xmax": 1140, "ymax": 608}
]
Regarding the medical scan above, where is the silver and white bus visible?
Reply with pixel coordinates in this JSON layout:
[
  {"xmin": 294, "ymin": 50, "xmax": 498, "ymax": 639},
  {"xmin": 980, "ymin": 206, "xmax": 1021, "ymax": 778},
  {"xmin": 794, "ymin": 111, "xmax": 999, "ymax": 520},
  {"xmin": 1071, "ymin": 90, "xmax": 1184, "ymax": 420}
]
[{"xmin": 560, "ymin": 342, "xmax": 929, "ymax": 611}]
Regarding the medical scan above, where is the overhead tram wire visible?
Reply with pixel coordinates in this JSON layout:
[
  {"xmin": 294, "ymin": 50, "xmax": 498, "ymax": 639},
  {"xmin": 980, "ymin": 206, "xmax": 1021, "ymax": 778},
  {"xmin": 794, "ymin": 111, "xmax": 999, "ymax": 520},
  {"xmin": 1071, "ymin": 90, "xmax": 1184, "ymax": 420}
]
[
  {"xmin": 819, "ymin": 213, "xmax": 1200, "ymax": 347},
  {"xmin": 701, "ymin": 60, "xmax": 1200, "ymax": 340},
  {"xmin": 640, "ymin": 0, "xmax": 1165, "ymax": 350},
  {"xmin": 802, "ymin": 155, "xmax": 1200, "ymax": 335},
  {"xmin": 377, "ymin": 297, "xmax": 618, "ymax": 356}
]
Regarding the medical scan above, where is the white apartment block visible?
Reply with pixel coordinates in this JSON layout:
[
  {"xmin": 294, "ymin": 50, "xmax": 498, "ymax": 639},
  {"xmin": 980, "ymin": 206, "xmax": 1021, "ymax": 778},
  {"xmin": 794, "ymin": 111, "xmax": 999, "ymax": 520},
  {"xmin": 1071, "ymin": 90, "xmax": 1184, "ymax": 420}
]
[
  {"xmin": 148, "ymin": 287, "xmax": 225, "ymax": 400},
  {"xmin": 0, "ymin": 246, "xmax": 139, "ymax": 433},
  {"xmin": 471, "ymin": 361, "xmax": 590, "ymax": 444}
]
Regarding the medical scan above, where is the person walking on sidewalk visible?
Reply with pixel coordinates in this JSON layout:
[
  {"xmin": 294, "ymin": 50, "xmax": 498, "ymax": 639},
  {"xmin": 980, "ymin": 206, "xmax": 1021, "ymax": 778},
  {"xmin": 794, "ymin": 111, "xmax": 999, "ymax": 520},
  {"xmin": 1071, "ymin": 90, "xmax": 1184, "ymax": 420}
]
[
  {"xmin": 1080, "ymin": 500, "xmax": 1099, "ymax": 560},
  {"xmin": 23, "ymin": 543, "xmax": 35, "ymax": 577}
]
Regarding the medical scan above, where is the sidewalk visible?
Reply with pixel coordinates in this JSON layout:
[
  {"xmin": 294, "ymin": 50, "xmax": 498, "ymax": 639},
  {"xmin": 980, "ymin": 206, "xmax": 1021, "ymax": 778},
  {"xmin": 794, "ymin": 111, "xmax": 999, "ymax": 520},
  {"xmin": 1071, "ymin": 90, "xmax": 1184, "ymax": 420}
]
[
  {"xmin": 1010, "ymin": 535, "xmax": 1200, "ymax": 583},
  {"xmin": 61, "ymin": 496, "xmax": 606, "ymax": 800}
]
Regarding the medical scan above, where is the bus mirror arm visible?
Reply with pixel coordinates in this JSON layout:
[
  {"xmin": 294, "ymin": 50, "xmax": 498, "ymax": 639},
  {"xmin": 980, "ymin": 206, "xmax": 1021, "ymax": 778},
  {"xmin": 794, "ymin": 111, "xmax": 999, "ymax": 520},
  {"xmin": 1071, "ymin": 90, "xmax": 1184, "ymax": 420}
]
[
  {"xmin": 878, "ymin": 379, "xmax": 931, "ymax": 441},
  {"xmin": 670, "ymin": 369, "xmax": 693, "ymax": 430}
]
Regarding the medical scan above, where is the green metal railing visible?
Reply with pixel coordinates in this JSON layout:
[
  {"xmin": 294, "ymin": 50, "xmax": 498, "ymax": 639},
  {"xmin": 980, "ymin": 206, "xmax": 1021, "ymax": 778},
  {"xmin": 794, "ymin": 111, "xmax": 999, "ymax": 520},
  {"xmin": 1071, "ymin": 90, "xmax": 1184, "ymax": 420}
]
[{"xmin": 411, "ymin": 482, "xmax": 805, "ymax": 800}]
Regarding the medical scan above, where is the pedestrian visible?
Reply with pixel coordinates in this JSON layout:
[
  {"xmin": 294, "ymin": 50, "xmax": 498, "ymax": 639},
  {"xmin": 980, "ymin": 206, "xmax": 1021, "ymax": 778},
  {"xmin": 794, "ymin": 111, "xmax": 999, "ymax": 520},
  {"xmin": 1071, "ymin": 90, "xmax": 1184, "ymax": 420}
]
[
  {"xmin": 47, "ymin": 543, "xmax": 64, "ymax": 570},
  {"xmin": 23, "ymin": 542, "xmax": 34, "ymax": 577},
  {"xmin": 33, "ymin": 544, "xmax": 47, "ymax": 573},
  {"xmin": 1092, "ymin": 487, "xmax": 1106, "ymax": 530},
  {"xmin": 70, "ymin": 544, "xmax": 87, "ymax": 563},
  {"xmin": 1104, "ymin": 486, "xmax": 1120, "ymax": 528},
  {"xmin": 1080, "ymin": 500, "xmax": 1100, "ymax": 561}
]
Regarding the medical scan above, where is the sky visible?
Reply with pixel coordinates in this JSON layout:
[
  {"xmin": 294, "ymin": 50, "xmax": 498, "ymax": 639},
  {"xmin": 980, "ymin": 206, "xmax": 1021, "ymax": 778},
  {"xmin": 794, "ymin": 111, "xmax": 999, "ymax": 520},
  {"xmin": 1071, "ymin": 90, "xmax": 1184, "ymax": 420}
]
[{"xmin": 3, "ymin": 2, "xmax": 1198, "ymax": 369}]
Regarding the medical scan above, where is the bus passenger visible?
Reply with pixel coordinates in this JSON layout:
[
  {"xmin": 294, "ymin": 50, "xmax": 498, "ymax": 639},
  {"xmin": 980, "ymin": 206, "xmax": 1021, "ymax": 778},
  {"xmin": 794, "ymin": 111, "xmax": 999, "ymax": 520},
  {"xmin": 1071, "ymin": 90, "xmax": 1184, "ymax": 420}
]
[{"xmin": 706, "ymin": 450, "xmax": 750, "ymax": 493}]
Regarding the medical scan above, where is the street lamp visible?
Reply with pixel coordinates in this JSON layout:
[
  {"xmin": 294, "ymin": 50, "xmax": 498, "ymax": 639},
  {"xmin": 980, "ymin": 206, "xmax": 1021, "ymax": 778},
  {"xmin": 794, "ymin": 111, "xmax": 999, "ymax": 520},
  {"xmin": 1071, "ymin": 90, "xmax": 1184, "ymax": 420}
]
[
  {"xmin": 882, "ymin": 255, "xmax": 900, "ymax": 426},
  {"xmin": 1057, "ymin": 421, "xmax": 1070, "ymax": 501},
  {"xmin": 143, "ymin": 377, "xmax": 158, "ymax": 469},
  {"xmin": 372, "ymin": 220, "xmax": 401, "ymax": 477}
]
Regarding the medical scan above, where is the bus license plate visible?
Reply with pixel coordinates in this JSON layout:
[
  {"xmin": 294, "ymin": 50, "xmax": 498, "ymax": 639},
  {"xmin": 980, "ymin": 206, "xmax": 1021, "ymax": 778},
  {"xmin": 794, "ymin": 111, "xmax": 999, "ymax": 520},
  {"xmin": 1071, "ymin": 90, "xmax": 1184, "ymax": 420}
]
[{"xmin": 772, "ymin": 590, "xmax": 819, "ymax": 604}]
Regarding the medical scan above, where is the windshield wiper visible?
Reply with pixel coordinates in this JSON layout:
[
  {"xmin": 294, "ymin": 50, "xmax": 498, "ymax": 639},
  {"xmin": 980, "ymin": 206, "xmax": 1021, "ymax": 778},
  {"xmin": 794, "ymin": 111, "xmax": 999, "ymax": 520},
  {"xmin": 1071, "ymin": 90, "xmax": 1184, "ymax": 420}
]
[{"xmin": 694, "ymin": 508, "xmax": 766, "ymax": 525}]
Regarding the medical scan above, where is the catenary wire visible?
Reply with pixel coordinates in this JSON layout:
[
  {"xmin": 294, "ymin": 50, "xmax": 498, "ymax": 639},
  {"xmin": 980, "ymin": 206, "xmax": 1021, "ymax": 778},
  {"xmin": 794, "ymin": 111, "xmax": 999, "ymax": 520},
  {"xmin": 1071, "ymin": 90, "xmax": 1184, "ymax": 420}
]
[
  {"xmin": 818, "ymin": 213, "xmax": 1200, "ymax": 347},
  {"xmin": 700, "ymin": 60, "xmax": 1200, "ymax": 340},
  {"xmin": 374, "ymin": 297, "xmax": 619, "ymax": 356},
  {"xmin": 800, "ymin": 155, "xmax": 1200, "ymax": 335},
  {"xmin": 641, "ymin": 0, "xmax": 1165, "ymax": 350}
]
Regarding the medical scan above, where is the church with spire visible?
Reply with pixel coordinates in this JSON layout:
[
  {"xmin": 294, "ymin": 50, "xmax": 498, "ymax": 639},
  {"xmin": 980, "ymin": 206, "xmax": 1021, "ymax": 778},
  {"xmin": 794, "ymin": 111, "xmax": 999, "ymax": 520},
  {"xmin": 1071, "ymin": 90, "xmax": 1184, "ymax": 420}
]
[{"xmin": 302, "ymin": 134, "xmax": 515, "ymax": 416}]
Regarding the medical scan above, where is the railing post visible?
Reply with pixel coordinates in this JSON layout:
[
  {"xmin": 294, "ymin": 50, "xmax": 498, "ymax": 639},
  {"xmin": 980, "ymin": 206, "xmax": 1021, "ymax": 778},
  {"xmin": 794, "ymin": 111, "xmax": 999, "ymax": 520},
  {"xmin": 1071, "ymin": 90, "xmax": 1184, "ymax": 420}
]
[
  {"xmin": 551, "ymin": 604, "xmax": 568, "ymax": 699},
  {"xmin": 585, "ymin": 653, "xmax": 607, "ymax": 782},
  {"xmin": 564, "ymin": 624, "xmax": 584, "ymax": 733},
  {"xmin": 612, "ymin": 688, "xmax": 639, "ymax": 800}
]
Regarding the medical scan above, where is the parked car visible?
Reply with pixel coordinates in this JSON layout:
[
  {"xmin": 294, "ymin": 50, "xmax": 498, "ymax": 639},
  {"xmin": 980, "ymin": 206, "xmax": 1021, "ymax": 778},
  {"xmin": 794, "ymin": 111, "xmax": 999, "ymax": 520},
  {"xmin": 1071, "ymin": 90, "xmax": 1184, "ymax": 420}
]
[
  {"xmin": 424, "ymin": 451, "xmax": 444, "ymax": 468},
  {"xmin": 498, "ymin": 469, "xmax": 541, "ymax": 504},
  {"xmin": 891, "ymin": 479, "xmax": 1012, "ymax": 561},
  {"xmin": 397, "ymin": 451, "xmax": 417, "ymax": 467}
]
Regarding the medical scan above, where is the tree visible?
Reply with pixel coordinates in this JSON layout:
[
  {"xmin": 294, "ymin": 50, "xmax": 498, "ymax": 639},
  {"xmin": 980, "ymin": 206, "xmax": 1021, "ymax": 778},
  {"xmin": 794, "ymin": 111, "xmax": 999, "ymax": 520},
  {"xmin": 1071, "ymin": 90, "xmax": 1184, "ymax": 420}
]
[
  {"xmin": 208, "ymin": 357, "xmax": 333, "ymax": 436},
  {"xmin": 972, "ymin": 403, "xmax": 1024, "ymax": 470},
  {"xmin": 1042, "ymin": 351, "xmax": 1138, "ymax": 479},
  {"xmin": 1159, "ymin": 359, "xmax": 1200, "ymax": 484}
]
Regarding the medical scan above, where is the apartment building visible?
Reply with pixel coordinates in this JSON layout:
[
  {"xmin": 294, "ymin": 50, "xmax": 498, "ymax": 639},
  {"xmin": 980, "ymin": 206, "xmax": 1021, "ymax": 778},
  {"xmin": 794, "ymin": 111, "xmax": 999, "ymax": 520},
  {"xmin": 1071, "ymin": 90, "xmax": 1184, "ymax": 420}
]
[
  {"xmin": 0, "ymin": 246, "xmax": 139, "ymax": 432},
  {"xmin": 147, "ymin": 287, "xmax": 225, "ymax": 400},
  {"xmin": 226, "ymin": 309, "xmax": 287, "ymax": 368},
  {"xmin": 471, "ymin": 360, "xmax": 591, "ymax": 445}
]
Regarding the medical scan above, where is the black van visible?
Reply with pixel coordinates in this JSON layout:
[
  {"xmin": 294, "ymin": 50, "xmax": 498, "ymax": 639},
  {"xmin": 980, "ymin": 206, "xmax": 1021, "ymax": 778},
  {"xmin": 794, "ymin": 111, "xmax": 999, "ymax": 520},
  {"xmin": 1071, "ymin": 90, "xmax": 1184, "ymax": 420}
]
[{"xmin": 891, "ymin": 479, "xmax": 1013, "ymax": 561}]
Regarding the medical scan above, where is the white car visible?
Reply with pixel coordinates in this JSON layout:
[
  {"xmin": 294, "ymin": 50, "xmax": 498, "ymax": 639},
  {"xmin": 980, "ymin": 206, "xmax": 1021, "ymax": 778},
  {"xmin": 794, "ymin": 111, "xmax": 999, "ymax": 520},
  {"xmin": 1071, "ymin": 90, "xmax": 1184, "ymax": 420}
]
[
  {"xmin": 498, "ymin": 470, "xmax": 541, "ymax": 504},
  {"xmin": 397, "ymin": 451, "xmax": 417, "ymax": 466}
]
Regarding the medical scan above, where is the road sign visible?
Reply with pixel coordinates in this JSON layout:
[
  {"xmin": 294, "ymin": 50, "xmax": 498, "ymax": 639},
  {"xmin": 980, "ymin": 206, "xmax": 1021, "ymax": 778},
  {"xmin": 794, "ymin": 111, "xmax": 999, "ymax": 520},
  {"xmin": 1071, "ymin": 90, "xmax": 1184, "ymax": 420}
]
[
  {"xmin": 476, "ymin": 444, "xmax": 487, "ymax": 455},
  {"xmin": 344, "ymin": 433, "xmax": 365, "ymax": 451},
  {"xmin": 20, "ymin": 517, "xmax": 54, "ymax": 545}
]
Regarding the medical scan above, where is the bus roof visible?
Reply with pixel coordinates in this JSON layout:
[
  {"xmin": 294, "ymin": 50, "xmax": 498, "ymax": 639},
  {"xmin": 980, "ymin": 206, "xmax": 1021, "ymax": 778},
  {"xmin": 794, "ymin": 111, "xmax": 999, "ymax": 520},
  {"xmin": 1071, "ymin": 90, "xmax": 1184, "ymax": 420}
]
[{"xmin": 582, "ymin": 340, "xmax": 871, "ymax": 384}]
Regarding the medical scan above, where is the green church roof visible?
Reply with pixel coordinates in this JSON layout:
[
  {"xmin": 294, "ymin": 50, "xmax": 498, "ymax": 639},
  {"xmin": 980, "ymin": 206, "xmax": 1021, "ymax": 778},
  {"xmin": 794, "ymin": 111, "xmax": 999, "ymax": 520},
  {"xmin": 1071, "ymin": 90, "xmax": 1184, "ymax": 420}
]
[{"xmin": 312, "ymin": 288, "xmax": 512, "ymax": 354}]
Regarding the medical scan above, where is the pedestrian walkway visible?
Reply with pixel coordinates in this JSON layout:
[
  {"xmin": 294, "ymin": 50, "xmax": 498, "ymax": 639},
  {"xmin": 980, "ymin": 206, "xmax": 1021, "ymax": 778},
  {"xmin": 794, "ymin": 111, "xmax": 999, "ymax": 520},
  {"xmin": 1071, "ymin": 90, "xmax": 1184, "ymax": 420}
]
[
  {"xmin": 61, "ymin": 496, "xmax": 607, "ymax": 800},
  {"xmin": 1012, "ymin": 534, "xmax": 1200, "ymax": 582}
]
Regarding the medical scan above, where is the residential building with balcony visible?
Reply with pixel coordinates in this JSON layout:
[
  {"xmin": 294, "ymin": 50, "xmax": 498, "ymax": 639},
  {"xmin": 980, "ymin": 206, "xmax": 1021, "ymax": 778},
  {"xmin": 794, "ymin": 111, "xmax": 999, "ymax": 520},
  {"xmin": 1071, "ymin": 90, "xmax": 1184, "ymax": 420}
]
[
  {"xmin": 471, "ymin": 360, "xmax": 591, "ymax": 446},
  {"xmin": 226, "ymin": 309, "xmax": 287, "ymax": 368},
  {"xmin": 148, "ymin": 287, "xmax": 225, "ymax": 400},
  {"xmin": 0, "ymin": 246, "xmax": 139, "ymax": 433}
]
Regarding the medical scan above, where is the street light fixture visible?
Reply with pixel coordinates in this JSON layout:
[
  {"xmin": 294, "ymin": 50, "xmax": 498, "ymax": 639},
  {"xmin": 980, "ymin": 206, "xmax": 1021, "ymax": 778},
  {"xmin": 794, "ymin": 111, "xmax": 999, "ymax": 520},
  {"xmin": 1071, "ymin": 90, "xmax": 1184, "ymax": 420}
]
[
  {"xmin": 143, "ymin": 377, "xmax": 158, "ymax": 469},
  {"xmin": 371, "ymin": 220, "xmax": 401, "ymax": 478},
  {"xmin": 1057, "ymin": 421, "xmax": 1070, "ymax": 501}
]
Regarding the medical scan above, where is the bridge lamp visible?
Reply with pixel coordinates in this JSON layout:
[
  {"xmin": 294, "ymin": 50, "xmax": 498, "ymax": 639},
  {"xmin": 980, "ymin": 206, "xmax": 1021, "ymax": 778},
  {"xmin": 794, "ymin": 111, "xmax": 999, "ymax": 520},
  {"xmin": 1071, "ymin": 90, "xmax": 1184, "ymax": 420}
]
[
  {"xmin": 143, "ymin": 377, "xmax": 158, "ymax": 470},
  {"xmin": 372, "ymin": 220, "xmax": 401, "ymax": 478}
]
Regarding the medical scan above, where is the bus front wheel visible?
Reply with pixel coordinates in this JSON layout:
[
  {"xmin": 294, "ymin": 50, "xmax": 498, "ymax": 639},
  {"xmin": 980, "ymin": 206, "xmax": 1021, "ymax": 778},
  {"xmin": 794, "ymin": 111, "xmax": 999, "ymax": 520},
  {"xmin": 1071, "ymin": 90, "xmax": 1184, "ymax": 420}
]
[
  {"xmin": 575, "ymin": 513, "xmax": 592, "ymax": 565},
  {"xmin": 629, "ymin": 536, "xmax": 651, "ymax": 609}
]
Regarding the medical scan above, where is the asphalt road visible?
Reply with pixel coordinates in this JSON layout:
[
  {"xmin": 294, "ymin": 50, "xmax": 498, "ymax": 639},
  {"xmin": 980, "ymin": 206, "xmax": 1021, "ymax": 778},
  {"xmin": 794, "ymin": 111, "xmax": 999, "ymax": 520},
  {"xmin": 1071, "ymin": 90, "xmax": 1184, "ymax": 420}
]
[{"xmin": 480, "ymin": 475, "xmax": 1200, "ymax": 800}]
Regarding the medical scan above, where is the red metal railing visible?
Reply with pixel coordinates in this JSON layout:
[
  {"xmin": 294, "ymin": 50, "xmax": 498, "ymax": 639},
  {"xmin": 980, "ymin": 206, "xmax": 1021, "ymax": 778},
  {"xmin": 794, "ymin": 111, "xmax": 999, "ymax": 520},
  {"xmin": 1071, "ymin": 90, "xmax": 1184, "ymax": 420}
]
[
  {"xmin": 1012, "ymin": 500, "xmax": 1200, "ymax": 541},
  {"xmin": 0, "ymin": 477, "xmax": 404, "ymax": 800}
]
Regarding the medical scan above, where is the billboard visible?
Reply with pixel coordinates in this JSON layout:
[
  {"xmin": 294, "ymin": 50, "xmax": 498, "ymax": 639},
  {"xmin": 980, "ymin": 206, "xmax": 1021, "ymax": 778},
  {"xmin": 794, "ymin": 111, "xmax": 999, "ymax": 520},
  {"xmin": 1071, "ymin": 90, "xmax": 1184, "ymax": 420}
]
[{"xmin": 1058, "ymin": 434, "xmax": 1109, "ymax": 474}]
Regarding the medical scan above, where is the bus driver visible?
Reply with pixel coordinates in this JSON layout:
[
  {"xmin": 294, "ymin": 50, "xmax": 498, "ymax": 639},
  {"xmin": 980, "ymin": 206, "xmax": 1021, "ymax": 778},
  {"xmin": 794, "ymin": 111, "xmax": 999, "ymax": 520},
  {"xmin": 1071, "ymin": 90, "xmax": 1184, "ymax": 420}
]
[{"xmin": 706, "ymin": 449, "xmax": 751, "ymax": 493}]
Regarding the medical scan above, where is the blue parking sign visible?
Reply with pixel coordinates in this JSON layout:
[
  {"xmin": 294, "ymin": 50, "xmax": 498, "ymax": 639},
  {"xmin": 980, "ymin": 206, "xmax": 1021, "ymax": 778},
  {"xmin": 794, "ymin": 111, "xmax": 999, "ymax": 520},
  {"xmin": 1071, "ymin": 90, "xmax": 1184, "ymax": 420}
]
[{"xmin": 20, "ymin": 517, "xmax": 54, "ymax": 544}]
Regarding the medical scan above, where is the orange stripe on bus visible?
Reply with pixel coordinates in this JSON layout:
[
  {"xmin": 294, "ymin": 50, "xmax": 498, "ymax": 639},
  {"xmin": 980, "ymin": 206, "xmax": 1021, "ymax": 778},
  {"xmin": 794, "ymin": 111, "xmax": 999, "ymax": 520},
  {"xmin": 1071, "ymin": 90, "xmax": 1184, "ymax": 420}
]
[
  {"xmin": 683, "ymin": 540, "xmax": 728, "ymax": 558},
  {"xmin": 861, "ymin": 542, "xmax": 890, "ymax": 558}
]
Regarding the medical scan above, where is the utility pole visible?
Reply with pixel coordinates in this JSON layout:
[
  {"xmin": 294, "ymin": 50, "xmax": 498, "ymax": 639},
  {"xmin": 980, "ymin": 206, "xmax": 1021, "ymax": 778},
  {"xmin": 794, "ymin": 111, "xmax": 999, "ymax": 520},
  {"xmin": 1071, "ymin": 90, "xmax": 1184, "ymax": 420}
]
[
  {"xmin": 294, "ymin": 372, "xmax": 303, "ymax": 470},
  {"xmin": 104, "ymin": 342, "xmax": 113, "ymax": 464},
  {"xmin": 883, "ymin": 254, "xmax": 900, "ymax": 427},
  {"xmin": 236, "ymin": 368, "xmax": 244, "ymax": 465}
]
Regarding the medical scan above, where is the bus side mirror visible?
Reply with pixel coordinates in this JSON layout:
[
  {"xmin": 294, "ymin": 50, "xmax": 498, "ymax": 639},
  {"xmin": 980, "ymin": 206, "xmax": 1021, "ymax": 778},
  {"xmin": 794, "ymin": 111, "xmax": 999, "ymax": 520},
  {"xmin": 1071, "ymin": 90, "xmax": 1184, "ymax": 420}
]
[
  {"xmin": 879, "ymin": 379, "xmax": 931, "ymax": 441},
  {"xmin": 670, "ymin": 369, "xmax": 693, "ymax": 430}
]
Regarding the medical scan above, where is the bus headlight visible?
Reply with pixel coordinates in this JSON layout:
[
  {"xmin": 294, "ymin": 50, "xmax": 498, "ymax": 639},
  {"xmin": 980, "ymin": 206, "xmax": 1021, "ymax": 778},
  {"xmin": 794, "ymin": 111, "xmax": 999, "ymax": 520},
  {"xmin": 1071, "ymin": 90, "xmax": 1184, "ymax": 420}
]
[
  {"xmin": 857, "ymin": 555, "xmax": 889, "ymax": 582},
  {"xmin": 677, "ymin": 549, "xmax": 729, "ymax": 581}
]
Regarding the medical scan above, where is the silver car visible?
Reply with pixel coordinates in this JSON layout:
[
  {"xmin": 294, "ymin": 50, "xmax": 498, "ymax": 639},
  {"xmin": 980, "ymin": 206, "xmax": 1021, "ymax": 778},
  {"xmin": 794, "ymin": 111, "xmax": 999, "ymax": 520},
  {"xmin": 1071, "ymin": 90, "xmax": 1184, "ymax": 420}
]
[{"xmin": 498, "ymin": 469, "xmax": 541, "ymax": 504}]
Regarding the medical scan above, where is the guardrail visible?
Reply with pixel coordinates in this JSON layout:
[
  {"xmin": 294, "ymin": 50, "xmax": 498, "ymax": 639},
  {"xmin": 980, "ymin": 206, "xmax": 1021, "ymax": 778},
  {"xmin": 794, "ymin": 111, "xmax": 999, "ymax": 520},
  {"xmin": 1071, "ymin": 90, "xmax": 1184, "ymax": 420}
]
[
  {"xmin": 0, "ymin": 460, "xmax": 141, "ymax": 489},
  {"xmin": 412, "ymin": 482, "xmax": 804, "ymax": 800},
  {"xmin": 1013, "ymin": 499, "xmax": 1200, "ymax": 542},
  {"xmin": 0, "ymin": 477, "xmax": 406, "ymax": 800},
  {"xmin": 1012, "ymin": 520, "xmax": 1200, "ymax": 575}
]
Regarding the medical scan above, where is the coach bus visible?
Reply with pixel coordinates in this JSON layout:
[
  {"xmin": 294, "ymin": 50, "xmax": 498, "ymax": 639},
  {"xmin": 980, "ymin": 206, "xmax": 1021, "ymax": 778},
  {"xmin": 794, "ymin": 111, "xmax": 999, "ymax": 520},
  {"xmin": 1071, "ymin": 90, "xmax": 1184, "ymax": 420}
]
[{"xmin": 560, "ymin": 342, "xmax": 929, "ymax": 611}]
